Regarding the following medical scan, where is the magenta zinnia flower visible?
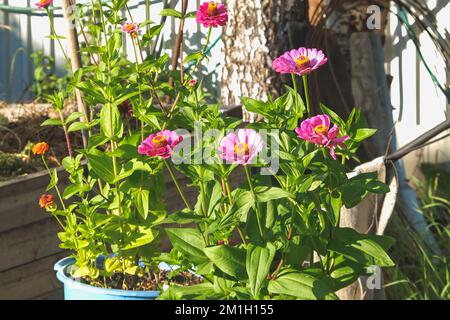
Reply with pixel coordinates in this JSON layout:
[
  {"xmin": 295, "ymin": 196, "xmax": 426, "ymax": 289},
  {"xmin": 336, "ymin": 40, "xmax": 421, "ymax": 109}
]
[
  {"xmin": 219, "ymin": 129, "xmax": 264, "ymax": 165},
  {"xmin": 295, "ymin": 114, "xmax": 349, "ymax": 160},
  {"xmin": 272, "ymin": 47, "xmax": 327, "ymax": 76},
  {"xmin": 138, "ymin": 130, "xmax": 183, "ymax": 159},
  {"xmin": 35, "ymin": 0, "xmax": 53, "ymax": 8},
  {"xmin": 196, "ymin": 1, "xmax": 228, "ymax": 28},
  {"xmin": 121, "ymin": 22, "xmax": 138, "ymax": 36}
]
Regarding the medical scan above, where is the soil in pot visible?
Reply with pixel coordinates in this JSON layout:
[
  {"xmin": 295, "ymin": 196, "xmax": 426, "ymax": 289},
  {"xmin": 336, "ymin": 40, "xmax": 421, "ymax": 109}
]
[{"xmin": 81, "ymin": 269, "xmax": 203, "ymax": 291}]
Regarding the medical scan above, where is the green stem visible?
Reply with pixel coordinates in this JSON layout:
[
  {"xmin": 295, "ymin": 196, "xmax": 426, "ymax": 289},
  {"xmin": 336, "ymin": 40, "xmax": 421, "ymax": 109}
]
[
  {"xmin": 42, "ymin": 156, "xmax": 66, "ymax": 211},
  {"xmin": 224, "ymin": 177, "xmax": 247, "ymax": 245},
  {"xmin": 244, "ymin": 166, "xmax": 264, "ymax": 240},
  {"xmin": 57, "ymin": 110, "xmax": 73, "ymax": 159},
  {"xmin": 291, "ymin": 73, "xmax": 298, "ymax": 112},
  {"xmin": 46, "ymin": 8, "xmax": 70, "ymax": 65},
  {"xmin": 302, "ymin": 75, "xmax": 311, "ymax": 116},
  {"xmin": 164, "ymin": 160, "xmax": 191, "ymax": 210},
  {"xmin": 162, "ymin": 27, "xmax": 212, "ymax": 130}
]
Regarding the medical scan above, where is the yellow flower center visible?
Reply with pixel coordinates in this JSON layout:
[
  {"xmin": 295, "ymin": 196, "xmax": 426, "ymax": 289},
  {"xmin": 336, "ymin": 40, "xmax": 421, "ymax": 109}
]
[
  {"xmin": 314, "ymin": 124, "xmax": 328, "ymax": 135},
  {"xmin": 152, "ymin": 135, "xmax": 166, "ymax": 147},
  {"xmin": 295, "ymin": 55, "xmax": 310, "ymax": 68},
  {"xmin": 125, "ymin": 24, "xmax": 135, "ymax": 32},
  {"xmin": 206, "ymin": 2, "xmax": 218, "ymax": 15},
  {"xmin": 234, "ymin": 142, "xmax": 249, "ymax": 157}
]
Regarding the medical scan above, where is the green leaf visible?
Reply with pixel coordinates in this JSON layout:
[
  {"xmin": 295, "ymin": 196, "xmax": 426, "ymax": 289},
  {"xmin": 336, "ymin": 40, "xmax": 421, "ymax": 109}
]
[
  {"xmin": 239, "ymin": 97, "xmax": 270, "ymax": 117},
  {"xmin": 185, "ymin": 11, "xmax": 197, "ymax": 19},
  {"xmin": 160, "ymin": 8, "xmax": 183, "ymax": 18},
  {"xmin": 100, "ymin": 103, "xmax": 123, "ymax": 138},
  {"xmin": 86, "ymin": 150, "xmax": 116, "ymax": 184},
  {"xmin": 204, "ymin": 245, "xmax": 247, "ymax": 280},
  {"xmin": 341, "ymin": 172, "xmax": 390, "ymax": 208},
  {"xmin": 46, "ymin": 169, "xmax": 59, "ymax": 191},
  {"xmin": 353, "ymin": 128, "xmax": 377, "ymax": 142},
  {"xmin": 156, "ymin": 209, "xmax": 203, "ymax": 225},
  {"xmin": 246, "ymin": 243, "xmax": 276, "ymax": 298},
  {"xmin": 41, "ymin": 118, "xmax": 62, "ymax": 126},
  {"xmin": 75, "ymin": 82, "xmax": 107, "ymax": 104},
  {"xmin": 63, "ymin": 183, "xmax": 90, "ymax": 199},
  {"xmin": 159, "ymin": 283, "xmax": 216, "ymax": 300},
  {"xmin": 133, "ymin": 188, "xmax": 150, "ymax": 219},
  {"xmin": 219, "ymin": 189, "xmax": 254, "ymax": 228},
  {"xmin": 65, "ymin": 112, "xmax": 85, "ymax": 124},
  {"xmin": 68, "ymin": 121, "xmax": 89, "ymax": 132},
  {"xmin": 122, "ymin": 227, "xmax": 156, "ymax": 250},
  {"xmin": 184, "ymin": 52, "xmax": 203, "ymax": 64},
  {"xmin": 268, "ymin": 269, "xmax": 338, "ymax": 300},
  {"xmin": 254, "ymin": 186, "xmax": 292, "ymax": 203},
  {"xmin": 166, "ymin": 228, "xmax": 208, "ymax": 264},
  {"xmin": 320, "ymin": 104, "xmax": 346, "ymax": 129},
  {"xmin": 329, "ymin": 256, "xmax": 364, "ymax": 290},
  {"xmin": 329, "ymin": 228, "xmax": 395, "ymax": 267}
]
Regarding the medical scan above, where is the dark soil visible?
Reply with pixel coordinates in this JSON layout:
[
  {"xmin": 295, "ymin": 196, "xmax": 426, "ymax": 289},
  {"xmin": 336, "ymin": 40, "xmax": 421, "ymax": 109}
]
[
  {"xmin": 0, "ymin": 102, "xmax": 83, "ymax": 181},
  {"xmin": 82, "ymin": 269, "xmax": 203, "ymax": 291}
]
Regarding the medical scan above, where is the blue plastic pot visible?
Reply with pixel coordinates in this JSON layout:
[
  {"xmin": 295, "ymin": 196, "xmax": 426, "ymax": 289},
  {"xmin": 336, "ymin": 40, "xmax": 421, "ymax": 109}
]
[{"xmin": 54, "ymin": 257, "xmax": 161, "ymax": 300}]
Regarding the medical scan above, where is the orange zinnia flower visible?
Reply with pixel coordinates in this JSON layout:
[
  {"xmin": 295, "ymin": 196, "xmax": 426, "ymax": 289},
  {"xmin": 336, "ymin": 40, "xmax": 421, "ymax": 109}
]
[
  {"xmin": 39, "ymin": 194, "xmax": 54, "ymax": 209},
  {"xmin": 32, "ymin": 142, "xmax": 49, "ymax": 155}
]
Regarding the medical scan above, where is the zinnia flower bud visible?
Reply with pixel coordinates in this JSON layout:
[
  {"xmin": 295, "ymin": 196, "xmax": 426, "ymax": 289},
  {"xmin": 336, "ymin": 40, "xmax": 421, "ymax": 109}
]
[
  {"xmin": 295, "ymin": 114, "xmax": 349, "ymax": 160},
  {"xmin": 39, "ymin": 194, "xmax": 54, "ymax": 209},
  {"xmin": 35, "ymin": 0, "xmax": 53, "ymax": 9},
  {"xmin": 138, "ymin": 130, "xmax": 183, "ymax": 159},
  {"xmin": 219, "ymin": 129, "xmax": 264, "ymax": 165},
  {"xmin": 32, "ymin": 142, "xmax": 49, "ymax": 155},
  {"xmin": 272, "ymin": 47, "xmax": 327, "ymax": 76},
  {"xmin": 188, "ymin": 79, "xmax": 198, "ymax": 88},
  {"xmin": 196, "ymin": 1, "xmax": 228, "ymax": 28},
  {"xmin": 118, "ymin": 100, "xmax": 134, "ymax": 118}
]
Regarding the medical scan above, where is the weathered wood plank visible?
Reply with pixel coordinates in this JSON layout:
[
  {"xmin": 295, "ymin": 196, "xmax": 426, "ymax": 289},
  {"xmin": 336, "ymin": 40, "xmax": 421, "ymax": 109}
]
[
  {"xmin": 0, "ymin": 167, "xmax": 70, "ymax": 233},
  {"xmin": 33, "ymin": 288, "xmax": 63, "ymax": 300},
  {"xmin": 0, "ymin": 218, "xmax": 63, "ymax": 271},
  {"xmin": 0, "ymin": 252, "xmax": 66, "ymax": 300}
]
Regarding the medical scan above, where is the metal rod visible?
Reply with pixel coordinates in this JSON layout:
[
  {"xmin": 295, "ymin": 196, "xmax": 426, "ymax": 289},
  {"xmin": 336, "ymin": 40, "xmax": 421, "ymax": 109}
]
[{"xmin": 385, "ymin": 119, "xmax": 450, "ymax": 162}]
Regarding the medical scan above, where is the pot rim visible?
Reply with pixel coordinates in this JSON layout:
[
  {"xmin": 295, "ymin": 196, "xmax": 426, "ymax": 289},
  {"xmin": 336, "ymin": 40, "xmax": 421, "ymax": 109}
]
[{"xmin": 54, "ymin": 257, "xmax": 161, "ymax": 298}]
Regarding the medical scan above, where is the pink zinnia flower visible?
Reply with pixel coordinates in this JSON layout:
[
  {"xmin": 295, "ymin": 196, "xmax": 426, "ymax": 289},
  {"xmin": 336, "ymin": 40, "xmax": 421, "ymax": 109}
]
[
  {"xmin": 295, "ymin": 114, "xmax": 349, "ymax": 160},
  {"xmin": 272, "ymin": 47, "xmax": 327, "ymax": 76},
  {"xmin": 196, "ymin": 1, "xmax": 228, "ymax": 28},
  {"xmin": 122, "ymin": 22, "xmax": 139, "ymax": 36},
  {"xmin": 138, "ymin": 130, "xmax": 183, "ymax": 159},
  {"xmin": 219, "ymin": 129, "xmax": 264, "ymax": 165},
  {"xmin": 35, "ymin": 0, "xmax": 53, "ymax": 8}
]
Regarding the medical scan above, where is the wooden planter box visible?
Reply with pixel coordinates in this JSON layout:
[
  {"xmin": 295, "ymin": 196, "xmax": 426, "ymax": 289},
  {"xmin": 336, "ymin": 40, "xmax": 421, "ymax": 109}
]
[
  {"xmin": 0, "ymin": 164, "xmax": 246, "ymax": 300},
  {"xmin": 0, "ymin": 166, "xmax": 199, "ymax": 300},
  {"xmin": 0, "ymin": 107, "xmax": 246, "ymax": 299}
]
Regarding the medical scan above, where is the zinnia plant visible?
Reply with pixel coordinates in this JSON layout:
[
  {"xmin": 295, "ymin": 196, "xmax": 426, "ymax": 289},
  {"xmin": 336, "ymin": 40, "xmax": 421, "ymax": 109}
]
[{"xmin": 36, "ymin": 0, "xmax": 393, "ymax": 299}]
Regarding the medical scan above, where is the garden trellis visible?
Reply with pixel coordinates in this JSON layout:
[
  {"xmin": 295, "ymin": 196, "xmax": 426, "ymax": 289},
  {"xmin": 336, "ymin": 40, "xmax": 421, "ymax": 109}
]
[{"xmin": 0, "ymin": 0, "xmax": 223, "ymax": 102}]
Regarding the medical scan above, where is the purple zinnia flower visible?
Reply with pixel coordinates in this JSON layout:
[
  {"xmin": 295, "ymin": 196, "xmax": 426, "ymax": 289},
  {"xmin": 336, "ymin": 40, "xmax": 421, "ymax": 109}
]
[
  {"xmin": 138, "ymin": 130, "xmax": 183, "ymax": 159},
  {"xmin": 272, "ymin": 47, "xmax": 327, "ymax": 76},
  {"xmin": 219, "ymin": 129, "xmax": 264, "ymax": 165},
  {"xmin": 295, "ymin": 114, "xmax": 349, "ymax": 160},
  {"xmin": 196, "ymin": 1, "xmax": 228, "ymax": 28}
]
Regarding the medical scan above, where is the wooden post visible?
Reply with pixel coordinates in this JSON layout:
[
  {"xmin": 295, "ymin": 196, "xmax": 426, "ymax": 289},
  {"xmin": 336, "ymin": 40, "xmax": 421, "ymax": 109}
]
[{"xmin": 60, "ymin": 0, "xmax": 88, "ymax": 147}]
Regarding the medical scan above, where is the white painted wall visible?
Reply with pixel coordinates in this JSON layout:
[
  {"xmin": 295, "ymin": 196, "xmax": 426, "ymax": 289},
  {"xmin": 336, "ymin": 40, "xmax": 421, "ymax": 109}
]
[{"xmin": 386, "ymin": 0, "xmax": 449, "ymax": 174}]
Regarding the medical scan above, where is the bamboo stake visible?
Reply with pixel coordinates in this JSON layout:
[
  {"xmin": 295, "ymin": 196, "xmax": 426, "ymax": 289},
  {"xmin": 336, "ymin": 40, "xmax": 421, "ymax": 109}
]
[{"xmin": 60, "ymin": 0, "xmax": 89, "ymax": 148}]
